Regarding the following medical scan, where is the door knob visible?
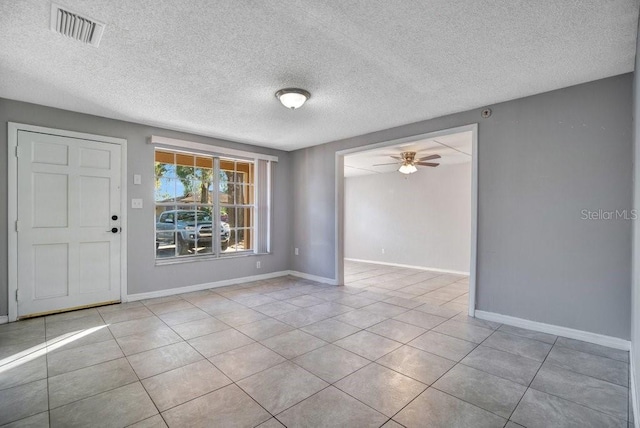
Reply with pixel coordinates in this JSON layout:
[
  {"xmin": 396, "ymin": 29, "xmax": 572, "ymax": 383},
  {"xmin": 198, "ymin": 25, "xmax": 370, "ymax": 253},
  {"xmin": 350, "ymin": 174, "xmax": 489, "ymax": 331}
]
[
  {"xmin": 112, "ymin": 215, "xmax": 118, "ymax": 221},
  {"xmin": 107, "ymin": 227, "xmax": 119, "ymax": 234}
]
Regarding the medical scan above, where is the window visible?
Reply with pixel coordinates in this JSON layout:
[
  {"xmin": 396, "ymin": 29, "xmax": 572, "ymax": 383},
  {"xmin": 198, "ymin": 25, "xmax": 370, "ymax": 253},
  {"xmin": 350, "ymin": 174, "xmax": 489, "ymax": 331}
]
[{"xmin": 154, "ymin": 149, "xmax": 269, "ymax": 259}]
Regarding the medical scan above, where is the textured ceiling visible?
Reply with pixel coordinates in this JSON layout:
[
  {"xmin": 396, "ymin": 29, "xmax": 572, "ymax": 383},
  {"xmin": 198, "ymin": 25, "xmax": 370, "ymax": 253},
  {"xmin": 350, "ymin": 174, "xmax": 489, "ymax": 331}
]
[
  {"xmin": 0, "ymin": 1, "xmax": 637, "ymax": 151},
  {"xmin": 344, "ymin": 130, "xmax": 472, "ymax": 177}
]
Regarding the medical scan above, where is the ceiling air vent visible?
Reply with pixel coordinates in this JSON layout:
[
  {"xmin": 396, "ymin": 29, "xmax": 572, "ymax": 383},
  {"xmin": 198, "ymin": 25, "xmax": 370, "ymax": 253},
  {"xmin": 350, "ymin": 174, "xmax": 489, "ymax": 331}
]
[{"xmin": 50, "ymin": 3, "xmax": 105, "ymax": 47}]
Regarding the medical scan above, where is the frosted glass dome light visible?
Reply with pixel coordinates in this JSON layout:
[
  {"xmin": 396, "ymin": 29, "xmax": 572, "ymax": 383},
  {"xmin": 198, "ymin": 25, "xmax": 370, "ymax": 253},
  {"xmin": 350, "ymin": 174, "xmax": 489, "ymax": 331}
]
[
  {"xmin": 276, "ymin": 88, "xmax": 310, "ymax": 110},
  {"xmin": 398, "ymin": 163, "xmax": 418, "ymax": 174}
]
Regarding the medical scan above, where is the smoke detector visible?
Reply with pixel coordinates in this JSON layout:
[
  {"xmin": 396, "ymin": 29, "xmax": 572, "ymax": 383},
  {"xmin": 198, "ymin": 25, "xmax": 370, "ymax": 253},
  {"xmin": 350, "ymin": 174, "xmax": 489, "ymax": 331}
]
[{"xmin": 50, "ymin": 3, "xmax": 105, "ymax": 47}]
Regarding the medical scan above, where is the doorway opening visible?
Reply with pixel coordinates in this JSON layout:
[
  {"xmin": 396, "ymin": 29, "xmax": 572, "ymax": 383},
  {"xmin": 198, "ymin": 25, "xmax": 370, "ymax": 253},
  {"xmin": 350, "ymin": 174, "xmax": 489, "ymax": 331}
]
[{"xmin": 335, "ymin": 124, "xmax": 477, "ymax": 316}]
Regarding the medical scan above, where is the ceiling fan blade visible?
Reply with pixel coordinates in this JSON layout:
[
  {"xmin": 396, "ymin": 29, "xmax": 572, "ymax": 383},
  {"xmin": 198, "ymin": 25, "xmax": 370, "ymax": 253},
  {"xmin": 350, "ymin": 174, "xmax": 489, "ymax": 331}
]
[
  {"xmin": 390, "ymin": 156, "xmax": 402, "ymax": 161},
  {"xmin": 373, "ymin": 161, "xmax": 401, "ymax": 166},
  {"xmin": 417, "ymin": 154, "xmax": 441, "ymax": 161},
  {"xmin": 416, "ymin": 162, "xmax": 440, "ymax": 167}
]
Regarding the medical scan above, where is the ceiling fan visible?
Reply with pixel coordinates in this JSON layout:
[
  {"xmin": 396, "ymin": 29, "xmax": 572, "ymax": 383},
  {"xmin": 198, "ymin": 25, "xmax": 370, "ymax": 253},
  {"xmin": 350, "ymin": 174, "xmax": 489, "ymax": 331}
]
[{"xmin": 374, "ymin": 151, "xmax": 441, "ymax": 174}]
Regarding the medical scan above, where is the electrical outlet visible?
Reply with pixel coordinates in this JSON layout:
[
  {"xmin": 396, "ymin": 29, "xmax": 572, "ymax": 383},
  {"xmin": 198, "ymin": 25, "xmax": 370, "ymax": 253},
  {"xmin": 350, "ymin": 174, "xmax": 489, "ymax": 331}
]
[
  {"xmin": 256, "ymin": 261, "xmax": 261, "ymax": 269},
  {"xmin": 295, "ymin": 248, "xmax": 299, "ymax": 256},
  {"xmin": 131, "ymin": 198, "xmax": 143, "ymax": 209}
]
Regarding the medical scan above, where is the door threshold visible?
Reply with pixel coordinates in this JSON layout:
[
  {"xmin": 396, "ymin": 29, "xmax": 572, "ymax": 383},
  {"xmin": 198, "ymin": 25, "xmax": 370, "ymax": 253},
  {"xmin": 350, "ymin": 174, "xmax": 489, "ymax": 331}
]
[{"xmin": 18, "ymin": 300, "xmax": 121, "ymax": 320}]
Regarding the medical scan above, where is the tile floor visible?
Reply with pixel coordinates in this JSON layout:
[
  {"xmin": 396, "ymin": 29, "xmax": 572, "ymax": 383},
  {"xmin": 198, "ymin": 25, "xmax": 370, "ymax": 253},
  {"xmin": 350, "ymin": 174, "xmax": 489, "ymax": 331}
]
[{"xmin": 0, "ymin": 261, "xmax": 633, "ymax": 427}]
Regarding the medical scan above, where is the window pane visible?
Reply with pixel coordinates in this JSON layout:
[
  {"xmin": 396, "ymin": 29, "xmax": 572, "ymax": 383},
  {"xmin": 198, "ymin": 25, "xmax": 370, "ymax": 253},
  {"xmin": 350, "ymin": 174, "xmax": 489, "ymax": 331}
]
[
  {"xmin": 219, "ymin": 183, "xmax": 233, "ymax": 205},
  {"xmin": 196, "ymin": 156, "xmax": 213, "ymax": 169},
  {"xmin": 238, "ymin": 229, "xmax": 253, "ymax": 251},
  {"xmin": 238, "ymin": 185, "xmax": 254, "ymax": 205},
  {"xmin": 220, "ymin": 168, "xmax": 234, "ymax": 185},
  {"xmin": 221, "ymin": 221, "xmax": 231, "ymax": 252},
  {"xmin": 155, "ymin": 151, "xmax": 176, "ymax": 177},
  {"xmin": 220, "ymin": 208, "xmax": 230, "ymax": 223},
  {"xmin": 156, "ymin": 207, "xmax": 177, "ymax": 231},
  {"xmin": 236, "ymin": 207, "xmax": 253, "ymax": 229},
  {"xmin": 176, "ymin": 153, "xmax": 195, "ymax": 167},
  {"xmin": 223, "ymin": 208, "xmax": 238, "ymax": 229},
  {"xmin": 156, "ymin": 232, "xmax": 176, "ymax": 258},
  {"xmin": 155, "ymin": 177, "xmax": 179, "ymax": 203}
]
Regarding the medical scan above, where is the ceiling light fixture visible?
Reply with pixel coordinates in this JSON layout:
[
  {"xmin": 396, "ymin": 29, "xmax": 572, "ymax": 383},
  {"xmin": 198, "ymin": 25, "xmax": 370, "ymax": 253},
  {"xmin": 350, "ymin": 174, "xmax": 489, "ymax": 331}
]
[
  {"xmin": 398, "ymin": 163, "xmax": 418, "ymax": 174},
  {"xmin": 275, "ymin": 88, "xmax": 310, "ymax": 110},
  {"xmin": 399, "ymin": 151, "xmax": 418, "ymax": 174}
]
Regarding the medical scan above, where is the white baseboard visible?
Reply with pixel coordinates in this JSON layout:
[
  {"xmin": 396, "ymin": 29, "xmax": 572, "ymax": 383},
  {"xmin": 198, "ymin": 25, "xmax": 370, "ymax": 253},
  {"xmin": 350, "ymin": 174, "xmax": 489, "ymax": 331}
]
[
  {"xmin": 632, "ymin": 349, "xmax": 639, "ymax": 428},
  {"xmin": 475, "ymin": 310, "xmax": 631, "ymax": 351},
  {"xmin": 345, "ymin": 258, "xmax": 469, "ymax": 276},
  {"xmin": 288, "ymin": 270, "xmax": 339, "ymax": 285},
  {"xmin": 0, "ymin": 316, "xmax": 8, "ymax": 325},
  {"xmin": 126, "ymin": 270, "xmax": 291, "ymax": 301}
]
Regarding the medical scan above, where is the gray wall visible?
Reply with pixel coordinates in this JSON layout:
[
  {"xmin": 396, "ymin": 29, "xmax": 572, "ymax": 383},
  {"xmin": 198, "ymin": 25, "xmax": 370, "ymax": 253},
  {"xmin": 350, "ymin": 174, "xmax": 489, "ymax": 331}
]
[
  {"xmin": 292, "ymin": 74, "xmax": 633, "ymax": 339},
  {"xmin": 631, "ymin": 12, "xmax": 640, "ymax": 422},
  {"xmin": 345, "ymin": 163, "xmax": 471, "ymax": 273},
  {"xmin": 0, "ymin": 98, "xmax": 293, "ymax": 316}
]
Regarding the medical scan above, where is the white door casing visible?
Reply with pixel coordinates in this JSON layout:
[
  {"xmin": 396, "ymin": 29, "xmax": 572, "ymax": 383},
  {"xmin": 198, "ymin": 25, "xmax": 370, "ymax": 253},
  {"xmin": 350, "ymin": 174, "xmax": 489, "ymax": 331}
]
[{"xmin": 8, "ymin": 124, "xmax": 127, "ymax": 321}]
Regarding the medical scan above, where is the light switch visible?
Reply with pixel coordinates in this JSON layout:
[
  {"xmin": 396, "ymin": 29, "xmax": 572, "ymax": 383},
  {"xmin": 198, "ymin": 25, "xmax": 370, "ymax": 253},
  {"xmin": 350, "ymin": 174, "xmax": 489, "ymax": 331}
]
[
  {"xmin": 133, "ymin": 174, "xmax": 142, "ymax": 185},
  {"xmin": 131, "ymin": 198, "xmax": 143, "ymax": 209}
]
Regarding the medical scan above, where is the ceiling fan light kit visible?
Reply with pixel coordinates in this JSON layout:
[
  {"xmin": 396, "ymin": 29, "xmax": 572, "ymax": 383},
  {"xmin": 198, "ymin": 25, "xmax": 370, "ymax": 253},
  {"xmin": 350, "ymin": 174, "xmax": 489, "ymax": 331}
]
[
  {"xmin": 275, "ymin": 88, "xmax": 310, "ymax": 109},
  {"xmin": 398, "ymin": 163, "xmax": 418, "ymax": 174},
  {"xmin": 373, "ymin": 151, "xmax": 441, "ymax": 174}
]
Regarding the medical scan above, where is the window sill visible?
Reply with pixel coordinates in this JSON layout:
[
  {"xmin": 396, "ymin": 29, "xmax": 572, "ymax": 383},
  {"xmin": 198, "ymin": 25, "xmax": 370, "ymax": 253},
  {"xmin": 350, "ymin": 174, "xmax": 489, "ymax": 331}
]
[{"xmin": 155, "ymin": 251, "xmax": 269, "ymax": 266}]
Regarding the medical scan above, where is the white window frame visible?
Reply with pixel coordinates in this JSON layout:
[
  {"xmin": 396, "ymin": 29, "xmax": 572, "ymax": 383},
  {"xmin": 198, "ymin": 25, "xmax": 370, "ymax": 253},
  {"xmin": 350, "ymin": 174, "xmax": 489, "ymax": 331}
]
[{"xmin": 150, "ymin": 136, "xmax": 275, "ymax": 262}]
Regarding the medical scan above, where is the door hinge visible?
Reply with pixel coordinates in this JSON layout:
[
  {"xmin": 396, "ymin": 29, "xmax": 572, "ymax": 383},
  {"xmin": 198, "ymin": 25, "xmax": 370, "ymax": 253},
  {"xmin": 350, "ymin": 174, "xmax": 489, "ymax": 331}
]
[
  {"xmin": 15, "ymin": 220, "xmax": 20, "ymax": 232},
  {"xmin": 15, "ymin": 289, "xmax": 18, "ymax": 301},
  {"xmin": 15, "ymin": 146, "xmax": 20, "ymax": 158}
]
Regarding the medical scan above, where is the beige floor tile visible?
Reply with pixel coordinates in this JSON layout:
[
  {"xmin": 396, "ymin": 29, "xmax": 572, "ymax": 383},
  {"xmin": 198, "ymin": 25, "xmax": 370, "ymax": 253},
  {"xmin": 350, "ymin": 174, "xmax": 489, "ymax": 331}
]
[
  {"xmin": 45, "ymin": 314, "xmax": 105, "ymax": 338},
  {"xmin": 376, "ymin": 345, "xmax": 455, "ymax": 385},
  {"xmin": 0, "ymin": 380, "xmax": 48, "ymax": 426},
  {"xmin": 146, "ymin": 300, "xmax": 195, "ymax": 316},
  {"xmin": 335, "ymin": 363, "xmax": 426, "ymax": 417},
  {"xmin": 169, "ymin": 317, "xmax": 230, "ymax": 340},
  {"xmin": 394, "ymin": 387, "xmax": 506, "ymax": 427},
  {"xmin": 209, "ymin": 342, "xmax": 286, "ymax": 381},
  {"xmin": 236, "ymin": 318, "xmax": 295, "ymax": 341},
  {"xmin": 162, "ymin": 384, "xmax": 270, "ymax": 428},
  {"xmin": 116, "ymin": 326, "xmax": 182, "ymax": 356},
  {"xmin": 237, "ymin": 362, "xmax": 328, "ymax": 414},
  {"xmin": 108, "ymin": 316, "xmax": 166, "ymax": 339},
  {"xmin": 99, "ymin": 306, "xmax": 154, "ymax": 324},
  {"xmin": 0, "ymin": 355, "xmax": 47, "ymax": 390},
  {"xmin": 334, "ymin": 331, "xmax": 402, "ymax": 361},
  {"xmin": 188, "ymin": 329, "xmax": 254, "ymax": 357},
  {"xmin": 367, "ymin": 319, "xmax": 427, "ymax": 343},
  {"xmin": 128, "ymin": 414, "xmax": 168, "ymax": 428},
  {"xmin": 47, "ymin": 339, "xmax": 124, "ymax": 377},
  {"xmin": 511, "ymin": 388, "xmax": 626, "ymax": 428},
  {"xmin": 50, "ymin": 382, "xmax": 157, "ymax": 428},
  {"xmin": 127, "ymin": 342, "xmax": 203, "ymax": 379},
  {"xmin": 48, "ymin": 358, "xmax": 137, "ymax": 408},
  {"xmin": 433, "ymin": 364, "xmax": 526, "ymax": 418},
  {"xmin": 278, "ymin": 386, "xmax": 387, "ymax": 427},
  {"xmin": 215, "ymin": 309, "xmax": 267, "ymax": 327},
  {"xmin": 432, "ymin": 319, "xmax": 494, "ymax": 343},
  {"xmin": 157, "ymin": 308, "xmax": 210, "ymax": 326},
  {"xmin": 0, "ymin": 411, "xmax": 49, "ymax": 428},
  {"xmin": 261, "ymin": 330, "xmax": 327, "ymax": 359},
  {"xmin": 142, "ymin": 360, "xmax": 231, "ymax": 411},
  {"xmin": 293, "ymin": 344, "xmax": 369, "ymax": 383}
]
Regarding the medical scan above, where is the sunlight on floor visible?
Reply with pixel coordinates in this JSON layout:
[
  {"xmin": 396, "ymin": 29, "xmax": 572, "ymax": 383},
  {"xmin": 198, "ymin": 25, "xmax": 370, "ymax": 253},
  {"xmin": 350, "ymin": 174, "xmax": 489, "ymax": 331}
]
[{"xmin": 0, "ymin": 325, "xmax": 109, "ymax": 374}]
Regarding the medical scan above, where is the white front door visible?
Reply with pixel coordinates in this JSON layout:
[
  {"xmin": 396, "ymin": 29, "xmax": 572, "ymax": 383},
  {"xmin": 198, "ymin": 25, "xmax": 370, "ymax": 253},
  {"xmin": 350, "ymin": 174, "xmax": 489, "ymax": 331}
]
[{"xmin": 16, "ymin": 130, "xmax": 122, "ymax": 317}]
